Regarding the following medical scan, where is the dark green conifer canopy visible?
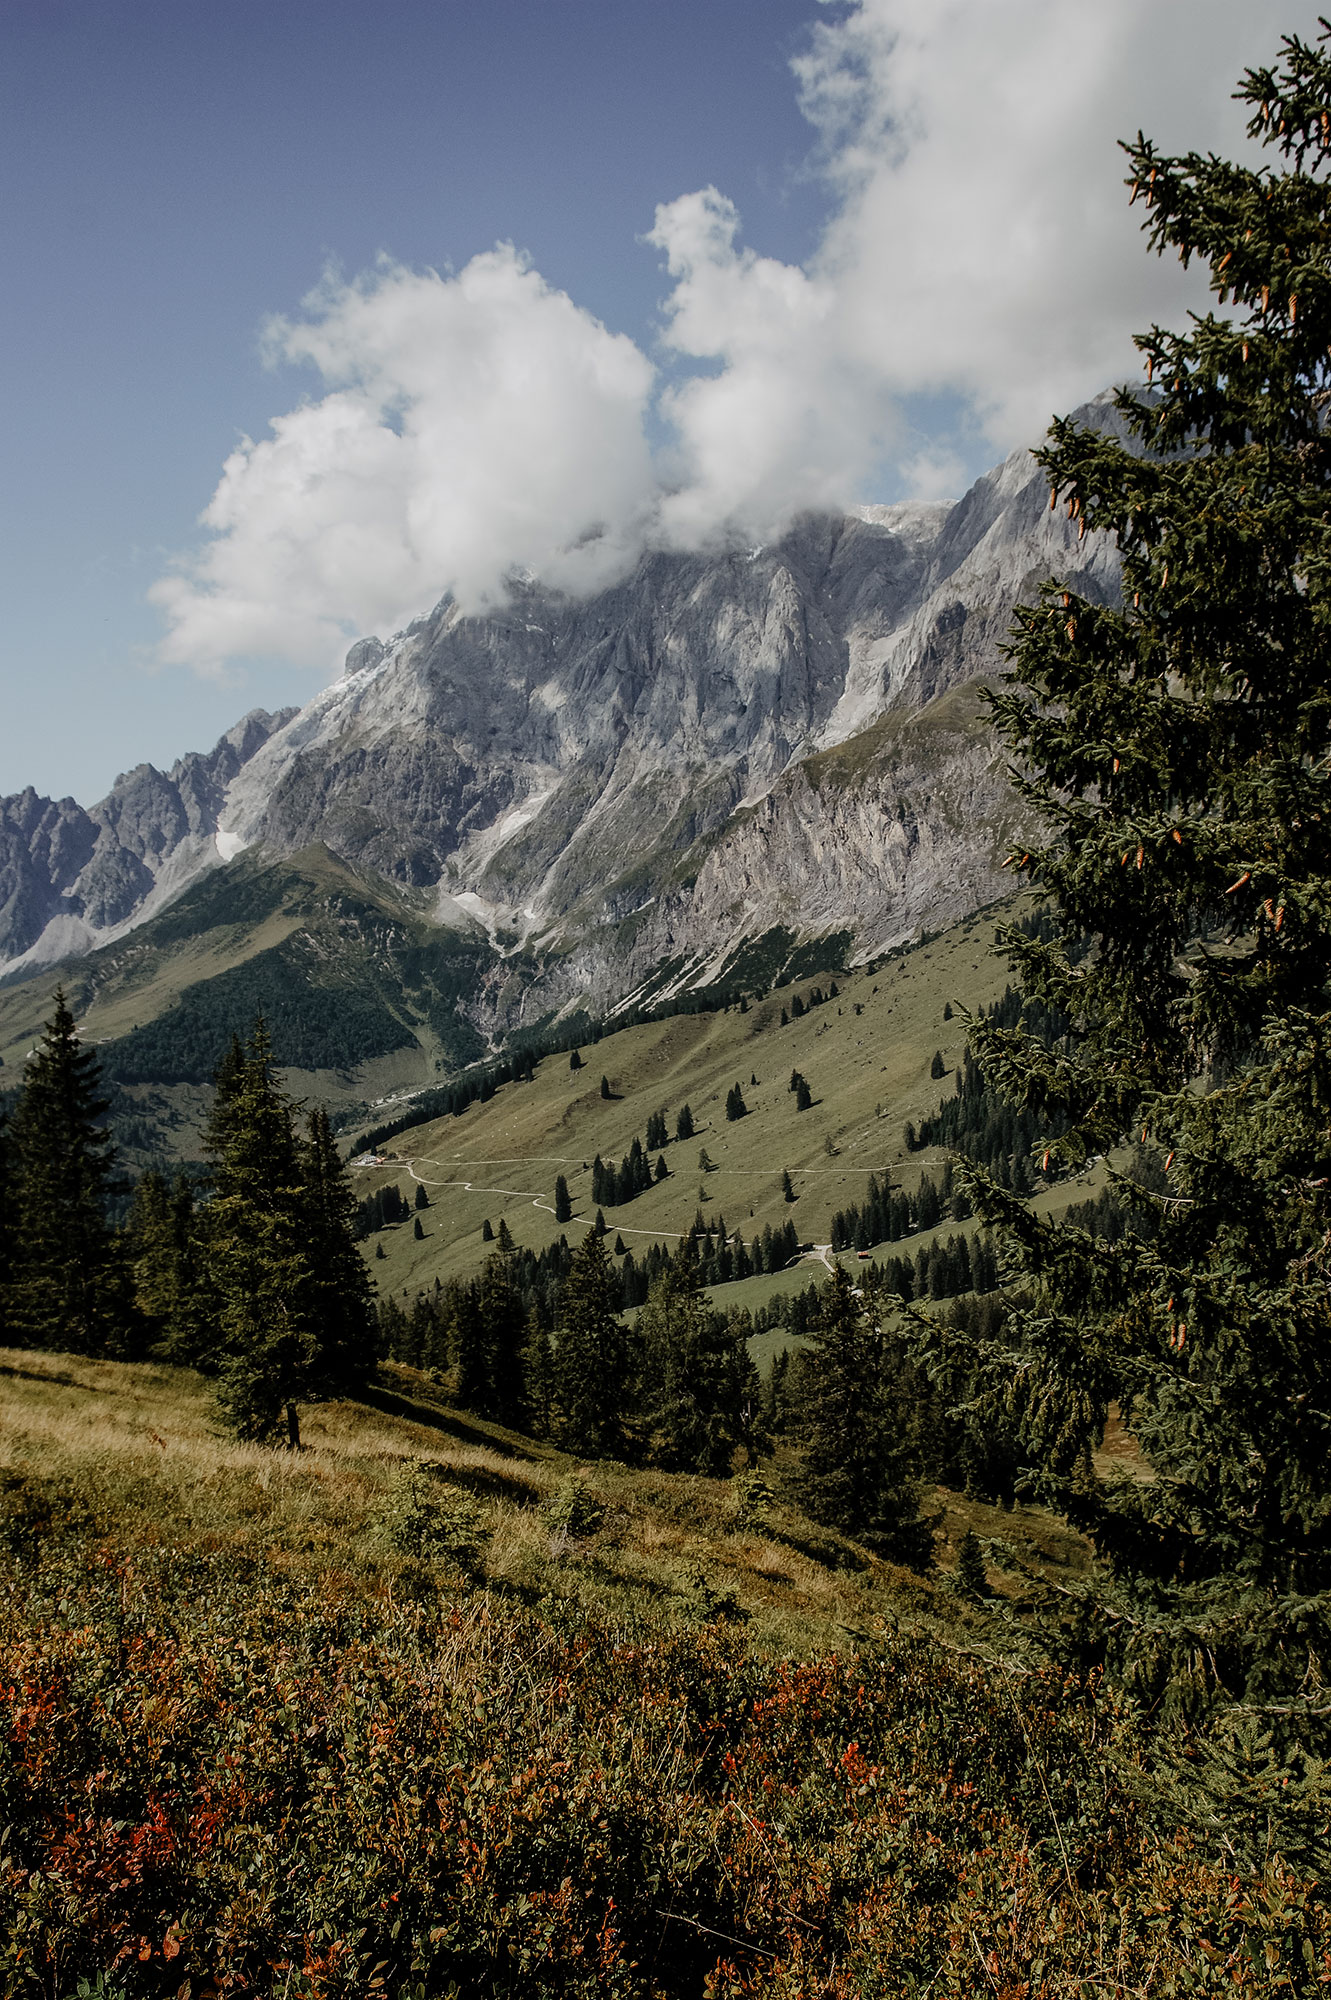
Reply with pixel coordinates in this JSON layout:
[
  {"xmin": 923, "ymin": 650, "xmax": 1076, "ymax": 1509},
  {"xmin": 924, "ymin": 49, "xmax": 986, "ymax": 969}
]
[{"xmin": 949, "ymin": 26, "xmax": 1331, "ymax": 1753}]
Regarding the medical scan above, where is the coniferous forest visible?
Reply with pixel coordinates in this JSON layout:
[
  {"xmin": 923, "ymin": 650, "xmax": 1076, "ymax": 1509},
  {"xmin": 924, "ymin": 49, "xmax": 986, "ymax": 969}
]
[{"xmin": 6, "ymin": 28, "xmax": 1331, "ymax": 1994}]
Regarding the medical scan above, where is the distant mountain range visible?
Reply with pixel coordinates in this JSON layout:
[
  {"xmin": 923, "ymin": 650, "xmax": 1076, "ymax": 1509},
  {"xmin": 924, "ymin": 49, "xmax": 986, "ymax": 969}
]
[{"xmin": 0, "ymin": 396, "xmax": 1122, "ymax": 1136}]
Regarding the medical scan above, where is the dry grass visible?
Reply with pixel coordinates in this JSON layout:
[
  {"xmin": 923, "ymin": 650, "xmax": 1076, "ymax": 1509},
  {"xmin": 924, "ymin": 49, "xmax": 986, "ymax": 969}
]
[{"xmin": 0, "ymin": 1344, "xmax": 1094, "ymax": 1658}]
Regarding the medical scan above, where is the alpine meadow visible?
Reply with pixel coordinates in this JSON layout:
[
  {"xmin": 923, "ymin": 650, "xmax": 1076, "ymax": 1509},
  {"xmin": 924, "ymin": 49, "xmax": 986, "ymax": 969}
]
[{"xmin": 8, "ymin": 21, "xmax": 1331, "ymax": 2000}]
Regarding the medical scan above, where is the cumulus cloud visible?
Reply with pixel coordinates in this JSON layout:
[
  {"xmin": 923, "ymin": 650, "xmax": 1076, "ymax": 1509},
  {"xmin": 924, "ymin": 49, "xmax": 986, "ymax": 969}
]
[
  {"xmin": 647, "ymin": 187, "xmax": 896, "ymax": 547},
  {"xmin": 151, "ymin": 248, "xmax": 657, "ymax": 672},
  {"xmin": 154, "ymin": 1, "xmax": 1323, "ymax": 675},
  {"xmin": 788, "ymin": 0, "xmax": 1316, "ymax": 455}
]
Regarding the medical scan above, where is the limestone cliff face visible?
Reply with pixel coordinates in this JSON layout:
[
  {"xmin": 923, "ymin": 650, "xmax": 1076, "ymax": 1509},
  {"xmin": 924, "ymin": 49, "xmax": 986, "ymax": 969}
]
[
  {"xmin": 0, "ymin": 709, "xmax": 296, "ymax": 969},
  {"xmin": 455, "ymin": 687, "xmax": 1022, "ymax": 1031},
  {"xmin": 1, "ymin": 396, "xmax": 1121, "ymax": 1008}
]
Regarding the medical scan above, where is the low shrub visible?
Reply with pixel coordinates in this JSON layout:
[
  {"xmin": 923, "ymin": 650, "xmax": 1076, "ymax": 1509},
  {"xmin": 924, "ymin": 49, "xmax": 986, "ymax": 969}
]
[
  {"xmin": 3, "ymin": 1540, "xmax": 1329, "ymax": 1998},
  {"xmin": 373, "ymin": 1460, "xmax": 484, "ymax": 1575},
  {"xmin": 539, "ymin": 1475, "xmax": 605, "ymax": 1542}
]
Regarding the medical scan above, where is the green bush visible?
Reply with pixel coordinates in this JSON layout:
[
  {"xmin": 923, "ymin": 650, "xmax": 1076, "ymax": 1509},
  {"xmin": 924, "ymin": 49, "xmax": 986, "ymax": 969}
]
[
  {"xmin": 539, "ymin": 1475, "xmax": 605, "ymax": 1542},
  {"xmin": 373, "ymin": 1461, "xmax": 483, "ymax": 1574},
  {"xmin": 730, "ymin": 1468, "xmax": 774, "ymax": 1529}
]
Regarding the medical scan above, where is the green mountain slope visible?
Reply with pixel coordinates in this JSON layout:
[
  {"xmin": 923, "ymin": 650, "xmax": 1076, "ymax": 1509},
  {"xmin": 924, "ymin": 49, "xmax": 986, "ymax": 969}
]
[
  {"xmin": 350, "ymin": 903, "xmax": 1035, "ymax": 1305},
  {"xmin": 0, "ymin": 846, "xmax": 500, "ymax": 1164}
]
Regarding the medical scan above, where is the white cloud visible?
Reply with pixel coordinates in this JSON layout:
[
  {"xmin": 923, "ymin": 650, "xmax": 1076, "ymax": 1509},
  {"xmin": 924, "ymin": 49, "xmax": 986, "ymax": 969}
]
[
  {"xmin": 788, "ymin": 0, "xmax": 1317, "ymax": 455},
  {"xmin": 154, "ymin": 3, "xmax": 1322, "ymax": 675},
  {"xmin": 151, "ymin": 248, "xmax": 657, "ymax": 673},
  {"xmin": 647, "ymin": 187, "xmax": 895, "ymax": 546}
]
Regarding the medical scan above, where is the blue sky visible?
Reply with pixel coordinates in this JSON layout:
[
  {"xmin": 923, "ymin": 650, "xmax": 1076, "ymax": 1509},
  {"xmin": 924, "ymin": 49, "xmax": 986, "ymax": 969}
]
[{"xmin": 1, "ymin": 1, "xmax": 1318, "ymax": 802}]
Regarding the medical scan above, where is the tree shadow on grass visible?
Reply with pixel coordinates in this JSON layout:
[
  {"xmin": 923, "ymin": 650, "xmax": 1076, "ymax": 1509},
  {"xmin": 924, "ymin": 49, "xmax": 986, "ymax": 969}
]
[{"xmin": 355, "ymin": 1382, "xmax": 537, "ymax": 1461}]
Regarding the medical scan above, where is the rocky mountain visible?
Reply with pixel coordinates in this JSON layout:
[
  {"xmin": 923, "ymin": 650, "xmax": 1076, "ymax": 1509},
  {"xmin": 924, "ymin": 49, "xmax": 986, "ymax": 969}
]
[
  {"xmin": 0, "ymin": 708, "xmax": 296, "ymax": 972},
  {"xmin": 0, "ymin": 396, "xmax": 1121, "ymax": 1049}
]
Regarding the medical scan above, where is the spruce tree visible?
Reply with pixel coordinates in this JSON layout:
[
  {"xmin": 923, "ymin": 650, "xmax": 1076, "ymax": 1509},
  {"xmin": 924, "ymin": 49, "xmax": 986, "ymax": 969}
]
[
  {"xmin": 797, "ymin": 1263, "xmax": 933, "ymax": 1567},
  {"xmin": 299, "ymin": 1108, "xmax": 376, "ymax": 1398},
  {"xmin": 956, "ymin": 1528, "xmax": 988, "ymax": 1598},
  {"xmin": 476, "ymin": 1249, "xmax": 527, "ymax": 1428},
  {"xmin": 0, "ymin": 1105, "xmax": 15, "ymax": 1308},
  {"xmin": 636, "ymin": 1266, "xmax": 767, "ymax": 1474},
  {"xmin": 554, "ymin": 1227, "xmax": 628, "ymax": 1457},
  {"xmin": 452, "ymin": 1285, "xmax": 488, "ymax": 1411},
  {"xmin": 949, "ymin": 28, "xmax": 1331, "ymax": 1732},
  {"xmin": 3, "ymin": 989, "xmax": 135, "ymax": 1356},
  {"xmin": 204, "ymin": 1022, "xmax": 313, "ymax": 1444},
  {"xmin": 125, "ymin": 1170, "xmax": 197, "ymax": 1352},
  {"xmin": 524, "ymin": 1313, "xmax": 555, "ymax": 1439},
  {"xmin": 553, "ymin": 1173, "xmax": 573, "ymax": 1223}
]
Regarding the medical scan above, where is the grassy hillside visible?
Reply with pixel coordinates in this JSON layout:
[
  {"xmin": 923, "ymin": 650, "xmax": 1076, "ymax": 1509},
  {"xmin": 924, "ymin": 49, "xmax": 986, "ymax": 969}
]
[
  {"xmin": 352, "ymin": 904, "xmax": 1033, "ymax": 1304},
  {"xmin": 5, "ymin": 1346, "xmax": 1325, "ymax": 1997},
  {"xmin": 0, "ymin": 1345, "xmax": 1083, "ymax": 1658},
  {"xmin": 0, "ymin": 846, "xmax": 501, "ymax": 1166}
]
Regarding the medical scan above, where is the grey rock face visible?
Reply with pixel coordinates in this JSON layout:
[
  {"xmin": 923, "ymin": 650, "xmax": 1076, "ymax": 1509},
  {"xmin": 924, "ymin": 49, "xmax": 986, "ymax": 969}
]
[
  {"xmin": 0, "ymin": 708, "xmax": 297, "ymax": 967},
  {"xmin": 1, "ymin": 395, "xmax": 1124, "ymax": 1003},
  {"xmin": 212, "ymin": 398, "xmax": 1116, "ymax": 1004}
]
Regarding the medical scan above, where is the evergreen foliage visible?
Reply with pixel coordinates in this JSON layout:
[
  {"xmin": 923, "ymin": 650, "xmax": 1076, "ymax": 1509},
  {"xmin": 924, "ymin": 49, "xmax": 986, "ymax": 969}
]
[
  {"xmin": 590, "ymin": 1139, "xmax": 655, "ymax": 1208},
  {"xmin": 125, "ymin": 1171, "xmax": 204, "ymax": 1363},
  {"xmin": 635, "ymin": 1267, "xmax": 768, "ymax": 1474},
  {"xmin": 99, "ymin": 945, "xmax": 416, "ymax": 1084},
  {"xmin": 554, "ymin": 1229, "xmax": 628, "ymax": 1457},
  {"xmin": 553, "ymin": 1173, "xmax": 573, "ymax": 1223},
  {"xmin": 299, "ymin": 1109, "xmax": 376, "ymax": 1400},
  {"xmin": 724, "ymin": 1082, "xmax": 747, "ymax": 1121},
  {"xmin": 956, "ymin": 1529, "xmax": 989, "ymax": 1597},
  {"xmin": 795, "ymin": 1264, "xmax": 934, "ymax": 1567},
  {"xmin": 945, "ymin": 29, "xmax": 1331, "ymax": 1750},
  {"xmin": 912, "ymin": 985, "xmax": 1071, "ymax": 1190},
  {"xmin": 355, "ymin": 1182, "xmax": 412, "ymax": 1236},
  {"xmin": 473, "ymin": 1250, "xmax": 528, "ymax": 1429},
  {"xmin": 829, "ymin": 1169, "xmax": 960, "ymax": 1253},
  {"xmin": 203, "ymin": 1022, "xmax": 374, "ymax": 1445},
  {"xmin": 202, "ymin": 1022, "xmax": 318, "ymax": 1445},
  {"xmin": 1, "ymin": 989, "xmax": 135, "ymax": 1356},
  {"xmin": 523, "ymin": 1314, "xmax": 555, "ymax": 1439},
  {"xmin": 0, "ymin": 1106, "xmax": 15, "ymax": 1306}
]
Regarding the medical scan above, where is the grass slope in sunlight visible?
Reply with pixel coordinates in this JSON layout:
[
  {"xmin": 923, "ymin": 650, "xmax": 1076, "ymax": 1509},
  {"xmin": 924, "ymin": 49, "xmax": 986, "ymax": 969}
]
[{"xmin": 356, "ymin": 906, "xmax": 1018, "ymax": 1301}]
